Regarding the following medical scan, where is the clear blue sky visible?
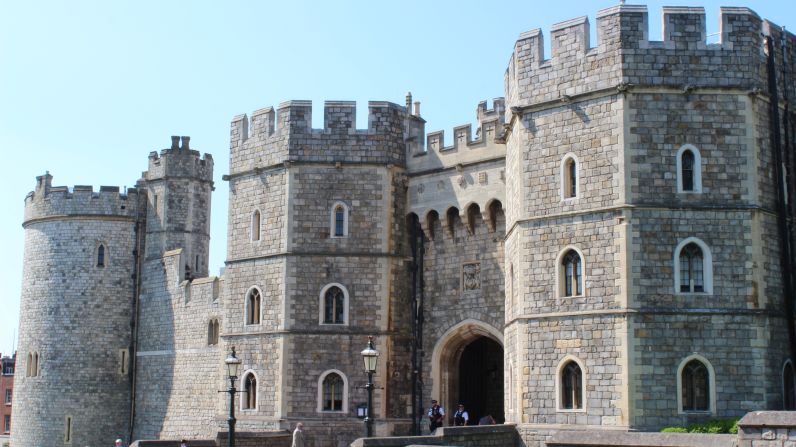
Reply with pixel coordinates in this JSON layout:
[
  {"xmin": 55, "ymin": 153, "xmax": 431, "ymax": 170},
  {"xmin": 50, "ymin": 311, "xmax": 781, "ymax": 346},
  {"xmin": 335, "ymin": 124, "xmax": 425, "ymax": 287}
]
[{"xmin": 1, "ymin": 1, "xmax": 794, "ymax": 356}]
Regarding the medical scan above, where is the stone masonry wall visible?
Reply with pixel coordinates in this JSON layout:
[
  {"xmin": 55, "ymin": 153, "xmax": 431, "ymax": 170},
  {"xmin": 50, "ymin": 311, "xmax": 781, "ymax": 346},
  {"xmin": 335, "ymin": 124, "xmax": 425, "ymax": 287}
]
[
  {"xmin": 13, "ymin": 216, "xmax": 137, "ymax": 447},
  {"xmin": 133, "ymin": 251, "xmax": 226, "ymax": 440}
]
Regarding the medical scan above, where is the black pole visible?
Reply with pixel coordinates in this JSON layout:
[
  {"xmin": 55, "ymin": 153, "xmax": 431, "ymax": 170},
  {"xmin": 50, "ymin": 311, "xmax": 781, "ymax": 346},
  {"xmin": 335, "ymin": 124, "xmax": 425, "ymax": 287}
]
[
  {"xmin": 365, "ymin": 370, "xmax": 374, "ymax": 438},
  {"xmin": 228, "ymin": 375, "xmax": 237, "ymax": 447}
]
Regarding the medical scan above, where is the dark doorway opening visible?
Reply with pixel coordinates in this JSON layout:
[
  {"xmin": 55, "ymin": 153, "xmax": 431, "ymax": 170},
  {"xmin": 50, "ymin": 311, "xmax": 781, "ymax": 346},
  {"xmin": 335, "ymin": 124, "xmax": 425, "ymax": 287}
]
[{"xmin": 457, "ymin": 336, "xmax": 504, "ymax": 424}]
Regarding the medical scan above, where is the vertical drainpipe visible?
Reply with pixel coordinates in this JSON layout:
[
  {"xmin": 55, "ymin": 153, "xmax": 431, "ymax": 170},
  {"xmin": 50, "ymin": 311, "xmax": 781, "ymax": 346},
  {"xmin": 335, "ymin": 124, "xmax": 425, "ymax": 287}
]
[
  {"xmin": 417, "ymin": 223, "xmax": 425, "ymax": 434},
  {"xmin": 766, "ymin": 34, "xmax": 796, "ymax": 374},
  {"xmin": 409, "ymin": 218, "xmax": 418, "ymax": 435},
  {"xmin": 128, "ymin": 192, "xmax": 145, "ymax": 441}
]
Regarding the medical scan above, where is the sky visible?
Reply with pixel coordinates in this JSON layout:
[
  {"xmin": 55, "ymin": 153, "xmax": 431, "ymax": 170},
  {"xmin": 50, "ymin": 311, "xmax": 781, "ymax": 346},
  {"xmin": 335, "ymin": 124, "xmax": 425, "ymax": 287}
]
[{"xmin": 1, "ymin": 0, "xmax": 794, "ymax": 356}]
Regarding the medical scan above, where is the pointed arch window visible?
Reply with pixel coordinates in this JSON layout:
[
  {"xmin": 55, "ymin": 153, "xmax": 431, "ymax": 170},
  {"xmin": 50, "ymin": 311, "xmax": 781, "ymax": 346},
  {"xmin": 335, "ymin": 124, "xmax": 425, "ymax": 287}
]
[
  {"xmin": 681, "ymin": 359, "xmax": 710, "ymax": 412},
  {"xmin": 246, "ymin": 288, "xmax": 261, "ymax": 325},
  {"xmin": 785, "ymin": 361, "xmax": 796, "ymax": 410},
  {"xmin": 679, "ymin": 243, "xmax": 704, "ymax": 292},
  {"xmin": 324, "ymin": 287, "xmax": 345, "ymax": 324},
  {"xmin": 674, "ymin": 238, "xmax": 713, "ymax": 294},
  {"xmin": 243, "ymin": 372, "xmax": 257, "ymax": 410},
  {"xmin": 562, "ymin": 250, "xmax": 582, "ymax": 297},
  {"xmin": 97, "ymin": 244, "xmax": 106, "ymax": 267},
  {"xmin": 322, "ymin": 372, "xmax": 344, "ymax": 411},
  {"xmin": 560, "ymin": 360, "xmax": 583, "ymax": 410},
  {"xmin": 319, "ymin": 283, "xmax": 348, "ymax": 326},
  {"xmin": 251, "ymin": 210, "xmax": 261, "ymax": 242}
]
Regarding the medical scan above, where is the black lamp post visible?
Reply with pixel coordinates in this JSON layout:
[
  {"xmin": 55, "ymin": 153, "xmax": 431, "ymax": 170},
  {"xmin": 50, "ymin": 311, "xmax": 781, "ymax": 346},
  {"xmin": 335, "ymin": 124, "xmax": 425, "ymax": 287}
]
[
  {"xmin": 361, "ymin": 336, "xmax": 379, "ymax": 438},
  {"xmin": 225, "ymin": 346, "xmax": 242, "ymax": 447}
]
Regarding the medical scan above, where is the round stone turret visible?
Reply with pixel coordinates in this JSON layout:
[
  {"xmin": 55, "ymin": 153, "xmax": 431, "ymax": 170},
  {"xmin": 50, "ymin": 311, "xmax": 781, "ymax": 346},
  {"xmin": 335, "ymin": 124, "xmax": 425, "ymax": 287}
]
[{"xmin": 12, "ymin": 173, "xmax": 144, "ymax": 446}]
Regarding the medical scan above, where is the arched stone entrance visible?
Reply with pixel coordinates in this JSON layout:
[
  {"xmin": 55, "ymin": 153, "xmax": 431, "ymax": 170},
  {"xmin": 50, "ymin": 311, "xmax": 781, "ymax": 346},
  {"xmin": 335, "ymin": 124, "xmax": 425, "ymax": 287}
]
[{"xmin": 431, "ymin": 319, "xmax": 505, "ymax": 425}]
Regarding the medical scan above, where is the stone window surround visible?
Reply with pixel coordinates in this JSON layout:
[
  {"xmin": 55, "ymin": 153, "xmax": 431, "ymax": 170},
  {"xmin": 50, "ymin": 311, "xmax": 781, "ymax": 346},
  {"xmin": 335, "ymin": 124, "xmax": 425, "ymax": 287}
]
[
  {"xmin": 26, "ymin": 351, "xmax": 40, "ymax": 377},
  {"xmin": 64, "ymin": 415, "xmax": 73, "ymax": 443},
  {"xmin": 555, "ymin": 354, "xmax": 587, "ymax": 413},
  {"xmin": 676, "ymin": 354, "xmax": 716, "ymax": 415},
  {"xmin": 318, "ymin": 283, "xmax": 350, "ymax": 326},
  {"xmin": 560, "ymin": 152, "xmax": 580, "ymax": 202},
  {"xmin": 330, "ymin": 201, "xmax": 350, "ymax": 238},
  {"xmin": 673, "ymin": 237, "xmax": 713, "ymax": 295},
  {"xmin": 676, "ymin": 144, "xmax": 703, "ymax": 194},
  {"xmin": 207, "ymin": 318, "xmax": 220, "ymax": 345},
  {"xmin": 250, "ymin": 208, "xmax": 262, "ymax": 242},
  {"xmin": 316, "ymin": 369, "xmax": 349, "ymax": 413},
  {"xmin": 783, "ymin": 359, "xmax": 795, "ymax": 410},
  {"xmin": 240, "ymin": 369, "xmax": 259, "ymax": 412},
  {"xmin": 118, "ymin": 349, "xmax": 129, "ymax": 375},
  {"xmin": 556, "ymin": 245, "xmax": 587, "ymax": 299},
  {"xmin": 95, "ymin": 241, "xmax": 109, "ymax": 268},
  {"xmin": 244, "ymin": 286, "xmax": 263, "ymax": 326}
]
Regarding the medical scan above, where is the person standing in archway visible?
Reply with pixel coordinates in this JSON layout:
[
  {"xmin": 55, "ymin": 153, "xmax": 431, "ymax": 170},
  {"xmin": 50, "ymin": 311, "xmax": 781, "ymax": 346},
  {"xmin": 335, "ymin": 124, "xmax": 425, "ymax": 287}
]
[
  {"xmin": 453, "ymin": 404, "xmax": 469, "ymax": 426},
  {"xmin": 428, "ymin": 399, "xmax": 445, "ymax": 433}
]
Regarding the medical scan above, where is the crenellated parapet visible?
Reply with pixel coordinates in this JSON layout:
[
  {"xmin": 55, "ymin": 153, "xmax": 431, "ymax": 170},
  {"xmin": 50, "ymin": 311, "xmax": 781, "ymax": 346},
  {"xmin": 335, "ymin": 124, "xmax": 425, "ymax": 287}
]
[
  {"xmin": 407, "ymin": 98, "xmax": 506, "ymax": 174},
  {"xmin": 505, "ymin": 5, "xmax": 767, "ymax": 109},
  {"xmin": 23, "ymin": 172, "xmax": 143, "ymax": 225},
  {"xmin": 229, "ymin": 100, "xmax": 413, "ymax": 176},
  {"xmin": 144, "ymin": 136, "xmax": 214, "ymax": 183}
]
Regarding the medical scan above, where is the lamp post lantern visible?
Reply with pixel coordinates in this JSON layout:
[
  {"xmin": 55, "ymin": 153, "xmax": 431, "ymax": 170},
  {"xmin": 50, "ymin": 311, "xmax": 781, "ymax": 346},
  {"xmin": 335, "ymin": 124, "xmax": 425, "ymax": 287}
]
[
  {"xmin": 361, "ymin": 336, "xmax": 379, "ymax": 438},
  {"xmin": 225, "ymin": 346, "xmax": 242, "ymax": 447}
]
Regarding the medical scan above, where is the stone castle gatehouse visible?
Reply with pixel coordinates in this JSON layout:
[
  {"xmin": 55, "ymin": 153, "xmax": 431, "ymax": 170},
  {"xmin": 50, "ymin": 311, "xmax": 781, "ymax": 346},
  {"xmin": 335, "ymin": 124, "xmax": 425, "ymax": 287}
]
[{"xmin": 11, "ymin": 4, "xmax": 796, "ymax": 447}]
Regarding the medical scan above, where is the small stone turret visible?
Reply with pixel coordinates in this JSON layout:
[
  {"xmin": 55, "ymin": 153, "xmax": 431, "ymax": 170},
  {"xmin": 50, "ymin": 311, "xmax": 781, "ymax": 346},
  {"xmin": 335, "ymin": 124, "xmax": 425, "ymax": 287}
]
[{"xmin": 142, "ymin": 135, "xmax": 214, "ymax": 278}]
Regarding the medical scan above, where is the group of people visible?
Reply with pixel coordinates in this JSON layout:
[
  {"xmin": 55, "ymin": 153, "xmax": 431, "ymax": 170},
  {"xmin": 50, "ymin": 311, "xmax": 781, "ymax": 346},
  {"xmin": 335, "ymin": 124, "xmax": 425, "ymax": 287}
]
[{"xmin": 427, "ymin": 399, "xmax": 496, "ymax": 432}]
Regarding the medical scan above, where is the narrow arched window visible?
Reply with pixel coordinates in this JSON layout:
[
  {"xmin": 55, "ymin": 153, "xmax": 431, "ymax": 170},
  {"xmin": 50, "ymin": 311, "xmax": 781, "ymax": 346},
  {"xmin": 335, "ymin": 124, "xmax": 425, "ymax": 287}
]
[
  {"xmin": 324, "ymin": 286, "xmax": 345, "ymax": 324},
  {"xmin": 561, "ymin": 361, "xmax": 582, "ymax": 410},
  {"xmin": 330, "ymin": 201, "xmax": 350, "ymax": 238},
  {"xmin": 677, "ymin": 145, "xmax": 702, "ymax": 193},
  {"xmin": 682, "ymin": 359, "xmax": 709, "ymax": 411},
  {"xmin": 26, "ymin": 353, "xmax": 32, "ymax": 377},
  {"xmin": 97, "ymin": 244, "xmax": 106, "ymax": 267},
  {"xmin": 322, "ymin": 372, "xmax": 344, "ymax": 411},
  {"xmin": 679, "ymin": 243, "xmax": 704, "ymax": 293},
  {"xmin": 246, "ymin": 289, "xmax": 261, "ymax": 325},
  {"xmin": 681, "ymin": 150, "xmax": 695, "ymax": 191},
  {"xmin": 785, "ymin": 361, "xmax": 796, "ymax": 410},
  {"xmin": 561, "ymin": 154, "xmax": 578, "ymax": 200},
  {"xmin": 562, "ymin": 250, "xmax": 582, "ymax": 297},
  {"xmin": 251, "ymin": 210, "xmax": 261, "ymax": 241},
  {"xmin": 243, "ymin": 373, "xmax": 257, "ymax": 410},
  {"xmin": 334, "ymin": 206, "xmax": 345, "ymax": 237},
  {"xmin": 566, "ymin": 159, "xmax": 577, "ymax": 198},
  {"xmin": 207, "ymin": 319, "xmax": 219, "ymax": 345}
]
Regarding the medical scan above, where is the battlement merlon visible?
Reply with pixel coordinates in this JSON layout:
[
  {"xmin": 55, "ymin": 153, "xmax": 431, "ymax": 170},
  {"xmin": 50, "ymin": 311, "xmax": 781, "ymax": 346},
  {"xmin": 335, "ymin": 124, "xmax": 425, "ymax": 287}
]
[
  {"xmin": 505, "ymin": 5, "xmax": 767, "ymax": 109},
  {"xmin": 424, "ymin": 98, "xmax": 506, "ymax": 154},
  {"xmin": 143, "ymin": 136, "xmax": 214, "ymax": 183},
  {"xmin": 230, "ymin": 100, "xmax": 410, "ymax": 145},
  {"xmin": 24, "ymin": 173, "xmax": 143, "ymax": 225},
  {"xmin": 509, "ymin": 5, "xmax": 763, "ymax": 69}
]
